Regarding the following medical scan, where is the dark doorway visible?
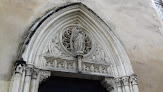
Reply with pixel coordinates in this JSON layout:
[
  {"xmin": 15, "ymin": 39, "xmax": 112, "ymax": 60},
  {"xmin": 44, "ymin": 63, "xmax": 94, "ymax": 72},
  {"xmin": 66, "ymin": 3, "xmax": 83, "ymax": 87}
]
[{"xmin": 39, "ymin": 76, "xmax": 108, "ymax": 92}]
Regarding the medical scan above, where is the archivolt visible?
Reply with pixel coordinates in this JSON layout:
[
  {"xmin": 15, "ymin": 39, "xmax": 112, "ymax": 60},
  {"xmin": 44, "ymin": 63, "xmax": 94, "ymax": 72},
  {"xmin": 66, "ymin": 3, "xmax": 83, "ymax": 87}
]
[
  {"xmin": 21, "ymin": 2, "xmax": 133, "ymax": 77},
  {"xmin": 11, "ymin": 2, "xmax": 139, "ymax": 92}
]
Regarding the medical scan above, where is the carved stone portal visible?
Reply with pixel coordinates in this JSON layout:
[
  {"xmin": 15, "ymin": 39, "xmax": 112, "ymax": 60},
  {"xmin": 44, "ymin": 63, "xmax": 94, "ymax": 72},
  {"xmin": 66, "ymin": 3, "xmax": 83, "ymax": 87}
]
[{"xmin": 10, "ymin": 3, "xmax": 139, "ymax": 92}]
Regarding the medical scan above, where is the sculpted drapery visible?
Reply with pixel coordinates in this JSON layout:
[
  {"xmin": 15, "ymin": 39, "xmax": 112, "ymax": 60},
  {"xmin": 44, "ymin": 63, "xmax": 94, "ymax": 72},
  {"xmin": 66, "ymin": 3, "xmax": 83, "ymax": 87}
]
[{"xmin": 70, "ymin": 26, "xmax": 85, "ymax": 54}]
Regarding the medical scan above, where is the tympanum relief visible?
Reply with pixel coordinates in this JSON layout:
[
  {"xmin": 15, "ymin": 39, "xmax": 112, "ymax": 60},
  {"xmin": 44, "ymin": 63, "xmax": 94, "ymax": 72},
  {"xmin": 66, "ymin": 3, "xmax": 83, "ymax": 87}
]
[{"xmin": 40, "ymin": 24, "xmax": 112, "ymax": 76}]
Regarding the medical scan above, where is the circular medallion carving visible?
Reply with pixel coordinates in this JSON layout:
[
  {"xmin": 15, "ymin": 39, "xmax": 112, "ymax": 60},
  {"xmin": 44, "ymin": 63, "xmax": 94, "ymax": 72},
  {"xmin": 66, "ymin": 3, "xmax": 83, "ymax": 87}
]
[{"xmin": 61, "ymin": 25, "xmax": 92, "ymax": 56}]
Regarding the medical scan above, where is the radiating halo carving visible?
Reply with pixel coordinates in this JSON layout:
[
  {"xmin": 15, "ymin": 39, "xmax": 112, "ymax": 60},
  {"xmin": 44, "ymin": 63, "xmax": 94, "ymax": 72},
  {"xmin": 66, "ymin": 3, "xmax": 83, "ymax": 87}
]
[{"xmin": 60, "ymin": 24, "xmax": 94, "ymax": 57}]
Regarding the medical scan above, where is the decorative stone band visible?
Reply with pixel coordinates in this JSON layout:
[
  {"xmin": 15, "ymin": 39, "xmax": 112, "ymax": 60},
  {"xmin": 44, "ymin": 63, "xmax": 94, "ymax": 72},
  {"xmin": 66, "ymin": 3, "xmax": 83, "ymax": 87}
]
[
  {"xmin": 114, "ymin": 75, "xmax": 138, "ymax": 87},
  {"xmin": 102, "ymin": 75, "xmax": 139, "ymax": 92},
  {"xmin": 14, "ymin": 63, "xmax": 37, "ymax": 78},
  {"xmin": 14, "ymin": 61, "xmax": 51, "ymax": 81},
  {"xmin": 43, "ymin": 57, "xmax": 113, "ymax": 77}
]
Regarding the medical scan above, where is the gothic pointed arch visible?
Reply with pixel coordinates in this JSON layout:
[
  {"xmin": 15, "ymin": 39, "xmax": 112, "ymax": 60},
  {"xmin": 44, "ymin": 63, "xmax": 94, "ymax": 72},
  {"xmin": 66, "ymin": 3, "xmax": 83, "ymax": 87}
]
[{"xmin": 10, "ymin": 3, "xmax": 139, "ymax": 92}]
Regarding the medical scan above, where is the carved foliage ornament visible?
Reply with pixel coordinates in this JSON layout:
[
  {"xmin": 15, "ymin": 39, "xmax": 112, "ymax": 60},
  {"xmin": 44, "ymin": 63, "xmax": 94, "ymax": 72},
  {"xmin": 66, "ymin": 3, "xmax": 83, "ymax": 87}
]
[{"xmin": 39, "ymin": 71, "xmax": 51, "ymax": 84}]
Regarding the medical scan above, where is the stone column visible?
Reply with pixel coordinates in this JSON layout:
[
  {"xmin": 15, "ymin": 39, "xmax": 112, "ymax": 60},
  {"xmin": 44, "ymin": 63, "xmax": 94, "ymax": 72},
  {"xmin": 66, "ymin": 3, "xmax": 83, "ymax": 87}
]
[
  {"xmin": 77, "ymin": 55, "xmax": 82, "ymax": 72},
  {"xmin": 130, "ymin": 75, "xmax": 139, "ymax": 92},
  {"xmin": 11, "ymin": 64, "xmax": 24, "ymax": 92},
  {"xmin": 122, "ymin": 77, "xmax": 130, "ymax": 92},
  {"xmin": 23, "ymin": 64, "xmax": 34, "ymax": 92},
  {"xmin": 19, "ymin": 67, "xmax": 26, "ymax": 92},
  {"xmin": 115, "ymin": 78, "xmax": 122, "ymax": 92},
  {"xmin": 30, "ymin": 69, "xmax": 39, "ymax": 92}
]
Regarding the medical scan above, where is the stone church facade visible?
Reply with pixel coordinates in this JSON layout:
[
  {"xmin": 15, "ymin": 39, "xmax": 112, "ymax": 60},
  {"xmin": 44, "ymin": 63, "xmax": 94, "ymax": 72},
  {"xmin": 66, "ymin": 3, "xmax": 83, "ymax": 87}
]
[{"xmin": 0, "ymin": 0, "xmax": 163, "ymax": 92}]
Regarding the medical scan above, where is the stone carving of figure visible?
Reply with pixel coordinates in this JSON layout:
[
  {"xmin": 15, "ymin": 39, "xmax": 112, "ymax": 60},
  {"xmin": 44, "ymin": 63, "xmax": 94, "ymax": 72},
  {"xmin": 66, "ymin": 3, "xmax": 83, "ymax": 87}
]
[
  {"xmin": 70, "ymin": 26, "xmax": 85, "ymax": 55},
  {"xmin": 91, "ymin": 45, "xmax": 105, "ymax": 63},
  {"xmin": 95, "ymin": 46, "xmax": 105, "ymax": 62}
]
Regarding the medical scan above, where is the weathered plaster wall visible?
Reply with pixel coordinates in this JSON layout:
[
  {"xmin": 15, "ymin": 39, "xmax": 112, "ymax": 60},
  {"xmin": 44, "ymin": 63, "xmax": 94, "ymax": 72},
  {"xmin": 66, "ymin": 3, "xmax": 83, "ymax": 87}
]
[{"xmin": 0, "ymin": 0, "xmax": 163, "ymax": 92}]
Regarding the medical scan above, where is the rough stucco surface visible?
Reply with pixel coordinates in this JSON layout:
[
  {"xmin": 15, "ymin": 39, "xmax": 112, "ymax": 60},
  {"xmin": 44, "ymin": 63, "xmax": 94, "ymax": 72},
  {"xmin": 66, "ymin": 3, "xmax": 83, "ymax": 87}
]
[{"xmin": 0, "ymin": 0, "xmax": 163, "ymax": 92}]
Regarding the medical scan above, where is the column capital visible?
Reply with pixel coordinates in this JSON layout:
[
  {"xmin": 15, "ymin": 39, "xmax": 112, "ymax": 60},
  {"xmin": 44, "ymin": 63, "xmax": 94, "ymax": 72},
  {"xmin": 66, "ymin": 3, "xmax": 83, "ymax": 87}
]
[
  {"xmin": 32, "ymin": 68, "xmax": 39, "ymax": 79},
  {"xmin": 121, "ymin": 76, "xmax": 130, "ymax": 86},
  {"xmin": 130, "ymin": 74, "xmax": 138, "ymax": 85},
  {"xmin": 25, "ymin": 64, "xmax": 34, "ymax": 76},
  {"xmin": 114, "ymin": 78, "xmax": 122, "ymax": 87}
]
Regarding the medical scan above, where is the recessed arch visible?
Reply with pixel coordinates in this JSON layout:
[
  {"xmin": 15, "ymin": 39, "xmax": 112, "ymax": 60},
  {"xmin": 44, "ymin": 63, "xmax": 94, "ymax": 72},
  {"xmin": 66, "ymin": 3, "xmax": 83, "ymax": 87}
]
[{"xmin": 10, "ymin": 2, "xmax": 139, "ymax": 92}]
